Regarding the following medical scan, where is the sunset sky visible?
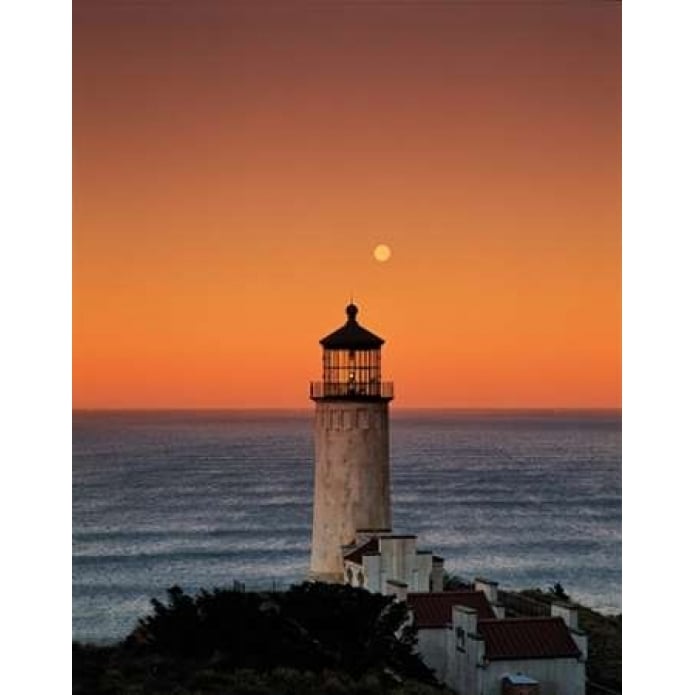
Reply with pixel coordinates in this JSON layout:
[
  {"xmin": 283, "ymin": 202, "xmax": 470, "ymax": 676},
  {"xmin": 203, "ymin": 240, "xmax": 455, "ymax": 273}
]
[{"xmin": 73, "ymin": 0, "xmax": 621, "ymax": 409}]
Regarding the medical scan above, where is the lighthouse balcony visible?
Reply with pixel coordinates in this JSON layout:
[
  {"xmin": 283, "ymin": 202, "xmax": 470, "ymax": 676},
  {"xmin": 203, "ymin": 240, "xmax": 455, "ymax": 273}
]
[{"xmin": 310, "ymin": 381, "xmax": 394, "ymax": 401}]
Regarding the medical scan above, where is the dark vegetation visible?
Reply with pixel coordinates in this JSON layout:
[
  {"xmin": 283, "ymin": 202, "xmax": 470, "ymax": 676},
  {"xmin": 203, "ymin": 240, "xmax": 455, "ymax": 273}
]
[
  {"xmin": 73, "ymin": 579, "xmax": 621, "ymax": 694},
  {"xmin": 441, "ymin": 572, "xmax": 472, "ymax": 591},
  {"xmin": 73, "ymin": 582, "xmax": 445, "ymax": 695}
]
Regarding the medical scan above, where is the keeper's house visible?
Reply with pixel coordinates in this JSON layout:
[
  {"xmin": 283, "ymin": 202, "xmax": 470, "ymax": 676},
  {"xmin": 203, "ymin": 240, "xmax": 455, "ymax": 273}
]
[{"xmin": 407, "ymin": 588, "xmax": 587, "ymax": 695}]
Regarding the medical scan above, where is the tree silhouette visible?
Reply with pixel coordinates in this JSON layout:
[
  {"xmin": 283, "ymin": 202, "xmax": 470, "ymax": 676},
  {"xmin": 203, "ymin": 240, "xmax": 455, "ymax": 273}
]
[
  {"xmin": 549, "ymin": 582, "xmax": 570, "ymax": 601},
  {"xmin": 126, "ymin": 582, "xmax": 436, "ymax": 684}
]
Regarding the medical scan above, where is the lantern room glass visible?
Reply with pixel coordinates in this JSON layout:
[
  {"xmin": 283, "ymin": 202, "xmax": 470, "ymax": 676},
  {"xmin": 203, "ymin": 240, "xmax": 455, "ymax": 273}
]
[{"xmin": 322, "ymin": 348, "xmax": 381, "ymax": 397}]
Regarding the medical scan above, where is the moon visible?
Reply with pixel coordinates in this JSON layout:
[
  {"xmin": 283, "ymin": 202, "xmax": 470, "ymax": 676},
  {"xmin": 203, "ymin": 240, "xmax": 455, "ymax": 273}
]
[{"xmin": 373, "ymin": 244, "xmax": 392, "ymax": 262}]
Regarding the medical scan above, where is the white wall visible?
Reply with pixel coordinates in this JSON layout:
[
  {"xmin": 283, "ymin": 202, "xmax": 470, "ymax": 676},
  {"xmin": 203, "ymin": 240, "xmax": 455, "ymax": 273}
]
[
  {"xmin": 345, "ymin": 535, "xmax": 436, "ymax": 594},
  {"xmin": 447, "ymin": 605, "xmax": 484, "ymax": 695},
  {"xmin": 379, "ymin": 536, "xmax": 416, "ymax": 587}
]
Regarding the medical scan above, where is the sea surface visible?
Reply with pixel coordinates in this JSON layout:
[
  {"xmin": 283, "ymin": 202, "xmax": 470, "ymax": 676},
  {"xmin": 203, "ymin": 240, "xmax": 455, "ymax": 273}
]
[{"xmin": 73, "ymin": 409, "xmax": 621, "ymax": 643}]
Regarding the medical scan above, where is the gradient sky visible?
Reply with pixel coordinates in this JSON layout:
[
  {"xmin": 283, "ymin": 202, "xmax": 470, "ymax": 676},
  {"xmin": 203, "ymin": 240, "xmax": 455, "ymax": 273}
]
[{"xmin": 73, "ymin": 0, "xmax": 621, "ymax": 409}]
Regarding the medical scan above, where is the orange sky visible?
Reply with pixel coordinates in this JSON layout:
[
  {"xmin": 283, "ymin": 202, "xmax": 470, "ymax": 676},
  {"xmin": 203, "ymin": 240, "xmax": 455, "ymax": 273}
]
[{"xmin": 73, "ymin": 0, "xmax": 621, "ymax": 409}]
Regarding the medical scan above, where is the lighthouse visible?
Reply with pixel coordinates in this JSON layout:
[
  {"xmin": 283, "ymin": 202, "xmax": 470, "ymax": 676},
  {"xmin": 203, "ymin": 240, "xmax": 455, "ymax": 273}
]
[{"xmin": 309, "ymin": 303, "xmax": 394, "ymax": 582}]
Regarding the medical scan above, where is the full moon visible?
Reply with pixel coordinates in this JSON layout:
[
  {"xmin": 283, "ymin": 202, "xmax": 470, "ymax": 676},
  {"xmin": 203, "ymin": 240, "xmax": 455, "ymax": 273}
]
[{"xmin": 373, "ymin": 244, "xmax": 392, "ymax": 262}]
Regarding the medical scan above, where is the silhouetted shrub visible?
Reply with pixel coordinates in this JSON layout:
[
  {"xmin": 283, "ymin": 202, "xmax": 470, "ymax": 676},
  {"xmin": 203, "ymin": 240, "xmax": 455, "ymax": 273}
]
[
  {"xmin": 441, "ymin": 572, "xmax": 470, "ymax": 591},
  {"xmin": 105, "ymin": 582, "xmax": 437, "ymax": 692}
]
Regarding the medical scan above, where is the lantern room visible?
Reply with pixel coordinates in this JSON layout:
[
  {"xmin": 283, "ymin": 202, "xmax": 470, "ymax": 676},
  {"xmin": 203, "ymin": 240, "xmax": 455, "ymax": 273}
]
[{"xmin": 310, "ymin": 304, "xmax": 393, "ymax": 400}]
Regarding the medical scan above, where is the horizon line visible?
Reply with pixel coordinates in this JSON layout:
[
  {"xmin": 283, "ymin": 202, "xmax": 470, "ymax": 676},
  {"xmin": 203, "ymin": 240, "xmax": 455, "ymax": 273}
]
[{"xmin": 73, "ymin": 406, "xmax": 622, "ymax": 413}]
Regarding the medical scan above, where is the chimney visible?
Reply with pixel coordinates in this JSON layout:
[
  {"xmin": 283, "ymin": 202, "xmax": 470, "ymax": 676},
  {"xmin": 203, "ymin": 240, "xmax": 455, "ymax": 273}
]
[
  {"xmin": 572, "ymin": 630, "xmax": 588, "ymax": 662},
  {"xmin": 474, "ymin": 577, "xmax": 499, "ymax": 604},
  {"xmin": 492, "ymin": 603, "xmax": 506, "ymax": 619},
  {"xmin": 431, "ymin": 556, "xmax": 444, "ymax": 592},
  {"xmin": 551, "ymin": 602, "xmax": 579, "ymax": 631}
]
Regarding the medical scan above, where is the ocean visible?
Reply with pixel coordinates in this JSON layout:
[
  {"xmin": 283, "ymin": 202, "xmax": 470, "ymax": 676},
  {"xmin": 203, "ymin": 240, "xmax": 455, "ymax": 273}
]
[{"xmin": 72, "ymin": 409, "xmax": 621, "ymax": 643}]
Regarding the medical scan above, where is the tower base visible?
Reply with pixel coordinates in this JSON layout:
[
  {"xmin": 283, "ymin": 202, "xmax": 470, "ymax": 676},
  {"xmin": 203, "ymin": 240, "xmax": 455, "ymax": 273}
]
[{"xmin": 307, "ymin": 570, "xmax": 345, "ymax": 584}]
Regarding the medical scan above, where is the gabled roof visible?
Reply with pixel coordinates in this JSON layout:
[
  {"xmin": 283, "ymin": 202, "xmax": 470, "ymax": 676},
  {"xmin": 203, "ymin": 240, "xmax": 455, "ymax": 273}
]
[
  {"xmin": 320, "ymin": 304, "xmax": 384, "ymax": 350},
  {"xmin": 478, "ymin": 617, "xmax": 581, "ymax": 661},
  {"xmin": 407, "ymin": 591, "xmax": 496, "ymax": 628},
  {"xmin": 343, "ymin": 537, "xmax": 379, "ymax": 565}
]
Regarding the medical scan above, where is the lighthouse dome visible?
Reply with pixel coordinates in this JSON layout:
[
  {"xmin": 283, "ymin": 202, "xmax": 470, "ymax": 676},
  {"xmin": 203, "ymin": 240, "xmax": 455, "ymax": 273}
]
[{"xmin": 319, "ymin": 304, "xmax": 385, "ymax": 350}]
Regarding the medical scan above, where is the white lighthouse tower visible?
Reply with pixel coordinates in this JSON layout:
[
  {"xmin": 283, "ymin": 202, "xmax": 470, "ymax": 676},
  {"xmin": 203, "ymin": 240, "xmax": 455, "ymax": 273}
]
[{"xmin": 309, "ymin": 303, "xmax": 394, "ymax": 582}]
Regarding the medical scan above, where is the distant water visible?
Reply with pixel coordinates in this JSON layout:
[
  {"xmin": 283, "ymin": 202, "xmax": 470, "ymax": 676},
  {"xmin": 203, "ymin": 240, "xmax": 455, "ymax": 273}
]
[{"xmin": 73, "ymin": 409, "xmax": 621, "ymax": 642}]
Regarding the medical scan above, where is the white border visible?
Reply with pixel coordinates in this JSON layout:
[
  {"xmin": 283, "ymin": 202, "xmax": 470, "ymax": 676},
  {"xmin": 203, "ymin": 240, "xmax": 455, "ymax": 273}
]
[
  {"xmin": 0, "ymin": 0, "xmax": 71, "ymax": 692},
  {"xmin": 623, "ymin": 1, "xmax": 694, "ymax": 693}
]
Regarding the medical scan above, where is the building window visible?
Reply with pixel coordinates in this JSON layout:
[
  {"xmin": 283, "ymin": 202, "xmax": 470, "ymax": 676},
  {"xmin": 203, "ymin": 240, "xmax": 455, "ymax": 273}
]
[
  {"xmin": 346, "ymin": 567, "xmax": 353, "ymax": 585},
  {"xmin": 357, "ymin": 571, "xmax": 364, "ymax": 587},
  {"xmin": 456, "ymin": 626, "xmax": 466, "ymax": 652}
]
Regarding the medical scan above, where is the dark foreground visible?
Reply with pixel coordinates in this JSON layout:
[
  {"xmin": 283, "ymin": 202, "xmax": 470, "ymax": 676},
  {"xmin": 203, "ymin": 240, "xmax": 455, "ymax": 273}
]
[
  {"xmin": 73, "ymin": 582, "xmax": 621, "ymax": 695},
  {"xmin": 73, "ymin": 582, "xmax": 445, "ymax": 695}
]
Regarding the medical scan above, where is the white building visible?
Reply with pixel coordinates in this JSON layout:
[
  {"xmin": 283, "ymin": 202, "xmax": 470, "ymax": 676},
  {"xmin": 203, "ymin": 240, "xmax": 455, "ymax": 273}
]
[
  {"xmin": 342, "ymin": 532, "xmax": 445, "ymax": 594},
  {"xmin": 407, "ymin": 589, "xmax": 587, "ymax": 695}
]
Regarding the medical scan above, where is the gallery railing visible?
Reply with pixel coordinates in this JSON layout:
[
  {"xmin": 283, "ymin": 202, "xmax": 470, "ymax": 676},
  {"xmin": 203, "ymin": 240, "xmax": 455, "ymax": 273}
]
[{"xmin": 309, "ymin": 381, "xmax": 394, "ymax": 400}]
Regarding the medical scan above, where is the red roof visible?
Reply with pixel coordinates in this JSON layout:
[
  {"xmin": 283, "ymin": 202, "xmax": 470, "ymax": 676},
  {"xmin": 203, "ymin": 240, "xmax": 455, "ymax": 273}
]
[
  {"xmin": 343, "ymin": 537, "xmax": 379, "ymax": 564},
  {"xmin": 407, "ymin": 591, "xmax": 496, "ymax": 628},
  {"xmin": 478, "ymin": 617, "xmax": 581, "ymax": 661}
]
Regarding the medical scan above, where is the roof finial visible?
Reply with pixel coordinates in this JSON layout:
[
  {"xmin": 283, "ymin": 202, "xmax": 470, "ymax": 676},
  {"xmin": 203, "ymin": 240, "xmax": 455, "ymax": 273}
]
[{"xmin": 346, "ymin": 302, "xmax": 358, "ymax": 322}]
